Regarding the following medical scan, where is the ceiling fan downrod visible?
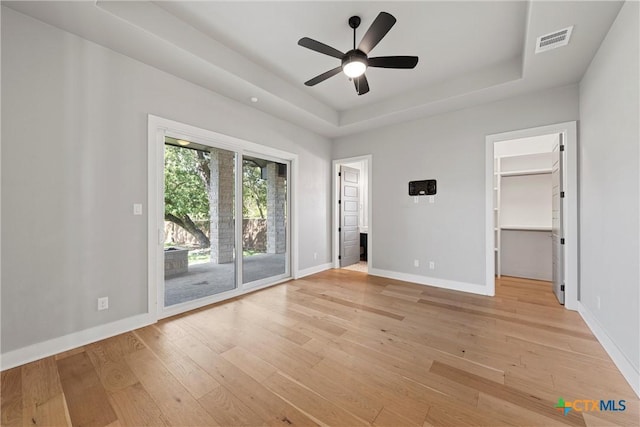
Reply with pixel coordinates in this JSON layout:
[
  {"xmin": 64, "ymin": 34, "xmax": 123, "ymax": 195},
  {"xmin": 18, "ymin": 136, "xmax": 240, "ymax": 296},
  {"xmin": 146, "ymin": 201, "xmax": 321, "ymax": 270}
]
[{"xmin": 349, "ymin": 16, "xmax": 361, "ymax": 50}]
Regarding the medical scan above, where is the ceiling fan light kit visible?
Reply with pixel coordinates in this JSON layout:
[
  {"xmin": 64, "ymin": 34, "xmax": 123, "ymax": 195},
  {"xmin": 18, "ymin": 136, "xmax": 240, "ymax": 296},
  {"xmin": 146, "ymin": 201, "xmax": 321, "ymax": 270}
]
[
  {"xmin": 298, "ymin": 11, "xmax": 419, "ymax": 95},
  {"xmin": 342, "ymin": 51, "xmax": 368, "ymax": 78}
]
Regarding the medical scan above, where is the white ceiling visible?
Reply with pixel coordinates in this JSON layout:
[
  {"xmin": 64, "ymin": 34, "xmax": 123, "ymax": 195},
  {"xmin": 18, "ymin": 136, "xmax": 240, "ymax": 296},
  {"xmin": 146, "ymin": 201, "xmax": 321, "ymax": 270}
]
[
  {"xmin": 156, "ymin": 1, "xmax": 527, "ymax": 111},
  {"xmin": 4, "ymin": 1, "xmax": 624, "ymax": 138}
]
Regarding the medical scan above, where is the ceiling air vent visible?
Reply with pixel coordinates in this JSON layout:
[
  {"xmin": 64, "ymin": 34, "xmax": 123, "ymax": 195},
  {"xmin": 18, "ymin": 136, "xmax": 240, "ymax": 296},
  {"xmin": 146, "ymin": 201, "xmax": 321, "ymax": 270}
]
[{"xmin": 535, "ymin": 26, "xmax": 574, "ymax": 54}]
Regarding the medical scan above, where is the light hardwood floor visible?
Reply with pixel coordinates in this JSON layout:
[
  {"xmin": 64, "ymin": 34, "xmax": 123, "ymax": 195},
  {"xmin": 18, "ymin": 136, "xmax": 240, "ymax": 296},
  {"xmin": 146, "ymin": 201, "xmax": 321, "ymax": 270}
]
[{"xmin": 2, "ymin": 271, "xmax": 638, "ymax": 426}]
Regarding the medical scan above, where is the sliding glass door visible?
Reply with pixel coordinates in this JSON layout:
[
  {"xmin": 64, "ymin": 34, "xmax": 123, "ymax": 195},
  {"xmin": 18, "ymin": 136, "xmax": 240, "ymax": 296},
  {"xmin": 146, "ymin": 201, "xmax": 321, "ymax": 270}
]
[
  {"xmin": 159, "ymin": 132, "xmax": 291, "ymax": 313},
  {"xmin": 242, "ymin": 156, "xmax": 289, "ymax": 285}
]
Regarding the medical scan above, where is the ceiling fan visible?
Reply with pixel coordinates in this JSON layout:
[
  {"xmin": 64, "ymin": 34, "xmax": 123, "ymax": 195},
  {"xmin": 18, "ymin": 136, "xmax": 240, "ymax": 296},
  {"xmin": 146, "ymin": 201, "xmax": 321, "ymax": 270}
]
[{"xmin": 298, "ymin": 12, "xmax": 419, "ymax": 96}]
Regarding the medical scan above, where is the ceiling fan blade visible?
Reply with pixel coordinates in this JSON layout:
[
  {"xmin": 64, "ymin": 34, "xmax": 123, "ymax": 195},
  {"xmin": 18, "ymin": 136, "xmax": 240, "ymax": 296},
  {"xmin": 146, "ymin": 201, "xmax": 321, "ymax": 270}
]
[
  {"xmin": 298, "ymin": 37, "xmax": 344, "ymax": 59},
  {"xmin": 305, "ymin": 66, "xmax": 343, "ymax": 86},
  {"xmin": 368, "ymin": 56, "xmax": 419, "ymax": 69},
  {"xmin": 357, "ymin": 12, "xmax": 396, "ymax": 54},
  {"xmin": 353, "ymin": 74, "xmax": 370, "ymax": 95}
]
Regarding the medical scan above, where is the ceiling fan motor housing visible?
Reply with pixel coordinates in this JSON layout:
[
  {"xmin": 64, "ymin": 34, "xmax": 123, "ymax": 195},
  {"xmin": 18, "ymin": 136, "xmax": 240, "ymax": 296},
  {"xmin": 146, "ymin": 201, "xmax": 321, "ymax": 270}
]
[{"xmin": 342, "ymin": 50, "xmax": 368, "ymax": 72}]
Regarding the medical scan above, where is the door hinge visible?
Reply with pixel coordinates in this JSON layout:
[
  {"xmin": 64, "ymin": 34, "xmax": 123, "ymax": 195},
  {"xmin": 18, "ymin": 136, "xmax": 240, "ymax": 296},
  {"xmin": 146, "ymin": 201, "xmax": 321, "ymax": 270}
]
[
  {"xmin": 338, "ymin": 227, "xmax": 341, "ymax": 232},
  {"xmin": 339, "ymin": 200, "xmax": 341, "ymax": 204},
  {"xmin": 560, "ymin": 145, "xmax": 565, "ymax": 152},
  {"xmin": 338, "ymin": 172, "xmax": 341, "ymax": 177},
  {"xmin": 338, "ymin": 255, "xmax": 342, "ymax": 260},
  {"xmin": 561, "ymin": 238, "xmax": 565, "ymax": 245},
  {"xmin": 560, "ymin": 191, "xmax": 565, "ymax": 198},
  {"xmin": 560, "ymin": 284, "xmax": 565, "ymax": 291}
]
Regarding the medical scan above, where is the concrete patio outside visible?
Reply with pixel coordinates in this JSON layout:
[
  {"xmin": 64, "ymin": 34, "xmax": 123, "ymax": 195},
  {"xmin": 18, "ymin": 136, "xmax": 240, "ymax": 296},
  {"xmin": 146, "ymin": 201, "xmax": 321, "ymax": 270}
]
[{"xmin": 164, "ymin": 253, "xmax": 287, "ymax": 306}]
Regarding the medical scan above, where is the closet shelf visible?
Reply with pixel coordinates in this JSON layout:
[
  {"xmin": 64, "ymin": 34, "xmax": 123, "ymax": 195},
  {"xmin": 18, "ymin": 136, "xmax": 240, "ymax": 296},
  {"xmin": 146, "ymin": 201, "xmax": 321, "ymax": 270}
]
[
  {"xmin": 500, "ymin": 168, "xmax": 552, "ymax": 177},
  {"xmin": 501, "ymin": 225, "xmax": 552, "ymax": 231}
]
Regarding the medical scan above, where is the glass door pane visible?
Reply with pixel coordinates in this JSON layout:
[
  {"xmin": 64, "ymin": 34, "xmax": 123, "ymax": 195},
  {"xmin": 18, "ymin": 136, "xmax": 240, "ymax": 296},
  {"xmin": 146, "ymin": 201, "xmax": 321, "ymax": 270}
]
[
  {"xmin": 163, "ymin": 137, "xmax": 236, "ymax": 307},
  {"xmin": 242, "ymin": 156, "xmax": 288, "ymax": 284}
]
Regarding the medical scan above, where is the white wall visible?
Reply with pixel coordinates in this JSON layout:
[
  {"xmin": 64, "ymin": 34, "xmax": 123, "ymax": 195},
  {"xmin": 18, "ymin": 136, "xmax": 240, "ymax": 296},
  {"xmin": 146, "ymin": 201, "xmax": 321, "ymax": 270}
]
[
  {"xmin": 501, "ymin": 230, "xmax": 551, "ymax": 281},
  {"xmin": 500, "ymin": 173, "xmax": 552, "ymax": 228},
  {"xmin": 1, "ymin": 8, "xmax": 332, "ymax": 354},
  {"xmin": 579, "ymin": 0, "xmax": 639, "ymax": 381},
  {"xmin": 333, "ymin": 85, "xmax": 579, "ymax": 290}
]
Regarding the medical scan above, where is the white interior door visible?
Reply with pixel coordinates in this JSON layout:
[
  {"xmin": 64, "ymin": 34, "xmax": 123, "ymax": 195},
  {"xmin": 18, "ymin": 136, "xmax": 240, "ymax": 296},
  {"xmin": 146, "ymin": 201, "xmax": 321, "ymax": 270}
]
[
  {"xmin": 551, "ymin": 133, "xmax": 565, "ymax": 304},
  {"xmin": 340, "ymin": 166, "xmax": 360, "ymax": 267}
]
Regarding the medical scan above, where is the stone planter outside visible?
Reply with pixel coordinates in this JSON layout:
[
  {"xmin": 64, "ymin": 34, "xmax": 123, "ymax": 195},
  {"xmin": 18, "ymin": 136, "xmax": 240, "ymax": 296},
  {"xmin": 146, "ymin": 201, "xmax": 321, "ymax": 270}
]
[{"xmin": 165, "ymin": 247, "xmax": 188, "ymax": 277}]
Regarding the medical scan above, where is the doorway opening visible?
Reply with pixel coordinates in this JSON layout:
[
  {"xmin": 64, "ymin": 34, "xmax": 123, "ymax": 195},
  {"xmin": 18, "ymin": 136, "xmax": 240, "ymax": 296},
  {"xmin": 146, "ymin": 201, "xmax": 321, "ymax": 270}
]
[
  {"xmin": 485, "ymin": 122, "xmax": 578, "ymax": 310},
  {"xmin": 333, "ymin": 156, "xmax": 372, "ymax": 273},
  {"xmin": 493, "ymin": 133, "xmax": 561, "ymax": 302}
]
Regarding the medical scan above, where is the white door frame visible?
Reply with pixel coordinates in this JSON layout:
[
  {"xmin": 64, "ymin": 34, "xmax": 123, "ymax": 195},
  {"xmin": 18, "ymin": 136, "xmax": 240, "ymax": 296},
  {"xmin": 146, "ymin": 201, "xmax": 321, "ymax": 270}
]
[
  {"xmin": 332, "ymin": 155, "xmax": 373, "ymax": 271},
  {"xmin": 148, "ymin": 115, "xmax": 298, "ymax": 319},
  {"xmin": 485, "ymin": 121, "xmax": 578, "ymax": 310}
]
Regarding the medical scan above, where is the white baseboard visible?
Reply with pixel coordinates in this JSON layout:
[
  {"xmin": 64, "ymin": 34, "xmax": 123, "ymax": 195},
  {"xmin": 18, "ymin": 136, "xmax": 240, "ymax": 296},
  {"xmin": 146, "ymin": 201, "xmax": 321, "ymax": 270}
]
[
  {"xmin": 295, "ymin": 262, "xmax": 332, "ymax": 279},
  {"xmin": 0, "ymin": 313, "xmax": 155, "ymax": 371},
  {"xmin": 577, "ymin": 302, "xmax": 640, "ymax": 397},
  {"xmin": 369, "ymin": 268, "xmax": 492, "ymax": 296},
  {"xmin": 2, "ymin": 262, "xmax": 334, "ymax": 371}
]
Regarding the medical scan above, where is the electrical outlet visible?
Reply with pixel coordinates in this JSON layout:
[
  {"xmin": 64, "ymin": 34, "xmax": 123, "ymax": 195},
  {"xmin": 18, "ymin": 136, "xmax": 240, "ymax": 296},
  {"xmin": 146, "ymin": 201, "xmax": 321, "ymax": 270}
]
[
  {"xmin": 314, "ymin": 252, "xmax": 318, "ymax": 260},
  {"xmin": 414, "ymin": 196, "xmax": 419, "ymax": 204},
  {"xmin": 428, "ymin": 196, "xmax": 435, "ymax": 204},
  {"xmin": 133, "ymin": 203, "xmax": 142, "ymax": 215},
  {"xmin": 597, "ymin": 296, "xmax": 601, "ymax": 310},
  {"xmin": 98, "ymin": 297, "xmax": 109, "ymax": 311},
  {"xmin": 414, "ymin": 259, "xmax": 419, "ymax": 267},
  {"xmin": 429, "ymin": 261, "xmax": 435, "ymax": 270}
]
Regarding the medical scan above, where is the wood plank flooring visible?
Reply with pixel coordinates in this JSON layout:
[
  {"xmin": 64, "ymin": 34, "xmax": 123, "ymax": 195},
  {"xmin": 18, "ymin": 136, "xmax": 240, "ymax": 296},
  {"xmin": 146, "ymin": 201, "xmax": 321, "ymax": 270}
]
[{"xmin": 2, "ymin": 271, "xmax": 638, "ymax": 426}]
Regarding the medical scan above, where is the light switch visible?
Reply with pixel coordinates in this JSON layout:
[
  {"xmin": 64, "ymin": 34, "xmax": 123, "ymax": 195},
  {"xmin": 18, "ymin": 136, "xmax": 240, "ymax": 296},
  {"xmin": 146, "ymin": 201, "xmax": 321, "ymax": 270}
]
[{"xmin": 133, "ymin": 203, "xmax": 143, "ymax": 215}]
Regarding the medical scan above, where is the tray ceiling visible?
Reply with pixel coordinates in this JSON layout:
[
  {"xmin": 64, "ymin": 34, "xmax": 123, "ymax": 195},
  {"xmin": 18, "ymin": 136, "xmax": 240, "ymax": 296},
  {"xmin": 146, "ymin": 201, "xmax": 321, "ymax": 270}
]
[{"xmin": 4, "ymin": 1, "xmax": 624, "ymax": 137}]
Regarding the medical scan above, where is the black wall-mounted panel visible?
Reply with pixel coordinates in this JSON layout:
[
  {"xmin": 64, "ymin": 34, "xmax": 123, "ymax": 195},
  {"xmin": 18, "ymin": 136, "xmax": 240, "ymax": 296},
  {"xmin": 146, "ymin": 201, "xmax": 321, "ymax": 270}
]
[{"xmin": 409, "ymin": 179, "xmax": 437, "ymax": 196}]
